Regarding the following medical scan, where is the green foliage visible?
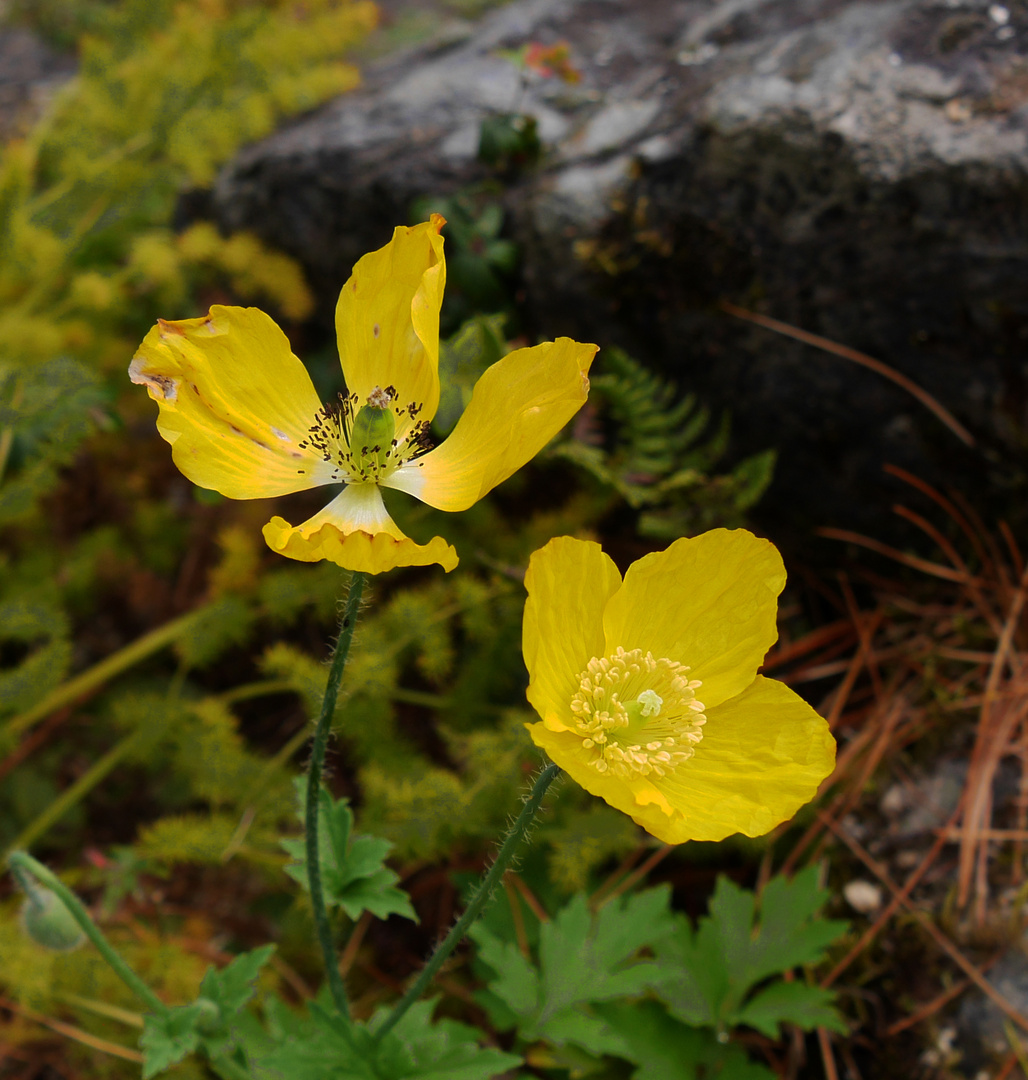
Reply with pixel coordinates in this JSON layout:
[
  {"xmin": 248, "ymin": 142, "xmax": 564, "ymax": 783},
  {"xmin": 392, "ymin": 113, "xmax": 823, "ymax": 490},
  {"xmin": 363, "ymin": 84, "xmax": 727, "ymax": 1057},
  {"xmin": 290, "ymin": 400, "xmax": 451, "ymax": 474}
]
[
  {"xmin": 135, "ymin": 813, "xmax": 244, "ymax": 866},
  {"xmin": 477, "ymin": 114, "xmax": 541, "ymax": 174},
  {"xmin": 593, "ymin": 1000, "xmax": 776, "ymax": 1080},
  {"xmin": 281, "ymin": 778, "xmax": 416, "ymax": 923},
  {"xmin": 0, "ymin": 356, "xmax": 107, "ymax": 524},
  {"xmin": 173, "ymin": 595, "xmax": 258, "ymax": 670},
  {"xmin": 653, "ymin": 866, "xmax": 849, "ymax": 1040},
  {"xmin": 0, "ymin": 0, "xmax": 375, "ymax": 382},
  {"xmin": 552, "ymin": 348, "xmax": 776, "ymax": 536},
  {"xmin": 242, "ymin": 999, "xmax": 521, "ymax": 1080},
  {"xmin": 140, "ymin": 944, "xmax": 276, "ymax": 1078},
  {"xmin": 0, "ymin": 593, "xmax": 71, "ymax": 721},
  {"xmin": 410, "ymin": 195, "xmax": 518, "ymax": 333},
  {"xmin": 472, "ymin": 871, "xmax": 848, "ymax": 1078},
  {"xmin": 472, "ymin": 888, "xmax": 674, "ymax": 1054},
  {"xmin": 433, "ymin": 313, "xmax": 507, "ymax": 434}
]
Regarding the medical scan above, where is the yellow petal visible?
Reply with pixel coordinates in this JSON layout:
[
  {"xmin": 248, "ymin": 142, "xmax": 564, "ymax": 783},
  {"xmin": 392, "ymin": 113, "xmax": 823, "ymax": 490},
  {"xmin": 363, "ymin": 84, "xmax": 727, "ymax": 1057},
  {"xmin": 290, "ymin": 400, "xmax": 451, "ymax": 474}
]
[
  {"xmin": 129, "ymin": 306, "xmax": 332, "ymax": 498},
  {"xmin": 528, "ymin": 676, "xmax": 835, "ymax": 845},
  {"xmin": 601, "ymin": 529, "xmax": 785, "ymax": 709},
  {"xmin": 335, "ymin": 216, "xmax": 445, "ymax": 429},
  {"xmin": 647, "ymin": 676, "xmax": 836, "ymax": 843},
  {"xmin": 386, "ymin": 337, "xmax": 597, "ymax": 511},
  {"xmin": 523, "ymin": 536, "xmax": 623, "ymax": 731},
  {"xmin": 262, "ymin": 483, "xmax": 457, "ymax": 574}
]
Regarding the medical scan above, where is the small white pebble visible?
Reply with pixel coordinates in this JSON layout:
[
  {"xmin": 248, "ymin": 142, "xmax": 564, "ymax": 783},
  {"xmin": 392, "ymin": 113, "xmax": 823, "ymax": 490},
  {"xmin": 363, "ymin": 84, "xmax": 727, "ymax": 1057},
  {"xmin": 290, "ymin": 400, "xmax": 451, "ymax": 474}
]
[
  {"xmin": 997, "ymin": 24, "xmax": 1016, "ymax": 39},
  {"xmin": 843, "ymin": 879, "xmax": 883, "ymax": 914},
  {"xmin": 676, "ymin": 42, "xmax": 719, "ymax": 66},
  {"xmin": 945, "ymin": 98, "xmax": 973, "ymax": 123},
  {"xmin": 990, "ymin": 4, "xmax": 1011, "ymax": 25},
  {"xmin": 880, "ymin": 784, "xmax": 906, "ymax": 816},
  {"xmin": 888, "ymin": 52, "xmax": 903, "ymax": 67}
]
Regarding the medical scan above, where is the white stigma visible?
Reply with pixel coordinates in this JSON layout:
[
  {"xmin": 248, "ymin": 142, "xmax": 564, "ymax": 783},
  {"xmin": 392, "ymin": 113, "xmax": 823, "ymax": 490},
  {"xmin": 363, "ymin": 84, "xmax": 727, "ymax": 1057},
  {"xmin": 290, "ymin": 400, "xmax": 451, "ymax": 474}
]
[{"xmin": 637, "ymin": 690, "xmax": 663, "ymax": 717}]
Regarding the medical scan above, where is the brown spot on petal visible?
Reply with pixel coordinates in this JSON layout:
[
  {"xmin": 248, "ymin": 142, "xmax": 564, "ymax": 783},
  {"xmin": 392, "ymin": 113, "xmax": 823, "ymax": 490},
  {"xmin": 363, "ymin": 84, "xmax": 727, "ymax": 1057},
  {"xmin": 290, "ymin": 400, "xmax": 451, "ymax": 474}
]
[{"xmin": 128, "ymin": 358, "xmax": 178, "ymax": 402}]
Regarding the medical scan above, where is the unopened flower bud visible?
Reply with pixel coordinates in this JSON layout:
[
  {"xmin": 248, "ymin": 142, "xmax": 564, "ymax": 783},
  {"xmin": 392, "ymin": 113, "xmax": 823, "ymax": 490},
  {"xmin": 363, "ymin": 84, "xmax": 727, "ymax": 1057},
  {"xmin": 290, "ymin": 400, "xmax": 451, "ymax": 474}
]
[{"xmin": 20, "ymin": 886, "xmax": 85, "ymax": 952}]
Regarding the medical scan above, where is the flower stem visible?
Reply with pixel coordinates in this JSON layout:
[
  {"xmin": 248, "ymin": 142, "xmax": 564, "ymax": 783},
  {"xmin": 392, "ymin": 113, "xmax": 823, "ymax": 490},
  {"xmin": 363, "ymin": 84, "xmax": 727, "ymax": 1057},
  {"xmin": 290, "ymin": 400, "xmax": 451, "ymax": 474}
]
[
  {"xmin": 7, "ymin": 851, "xmax": 168, "ymax": 1016},
  {"xmin": 373, "ymin": 762, "xmax": 561, "ymax": 1044},
  {"xmin": 306, "ymin": 570, "xmax": 366, "ymax": 1020}
]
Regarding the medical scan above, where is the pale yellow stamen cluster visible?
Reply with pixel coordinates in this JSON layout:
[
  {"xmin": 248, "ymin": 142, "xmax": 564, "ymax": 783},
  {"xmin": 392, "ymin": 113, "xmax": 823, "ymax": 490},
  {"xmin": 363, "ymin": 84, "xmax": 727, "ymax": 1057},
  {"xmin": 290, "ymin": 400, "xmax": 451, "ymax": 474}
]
[{"xmin": 569, "ymin": 646, "xmax": 705, "ymax": 779}]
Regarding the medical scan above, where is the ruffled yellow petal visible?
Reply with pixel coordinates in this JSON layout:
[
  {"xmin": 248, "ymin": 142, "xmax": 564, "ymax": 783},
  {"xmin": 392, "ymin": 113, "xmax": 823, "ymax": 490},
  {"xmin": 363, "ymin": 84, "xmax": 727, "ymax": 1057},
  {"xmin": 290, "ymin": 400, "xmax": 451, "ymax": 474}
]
[
  {"xmin": 335, "ymin": 216, "xmax": 445, "ymax": 429},
  {"xmin": 261, "ymin": 483, "xmax": 457, "ymax": 573},
  {"xmin": 386, "ymin": 337, "xmax": 597, "ymax": 511},
  {"xmin": 528, "ymin": 676, "xmax": 834, "ymax": 845},
  {"xmin": 601, "ymin": 529, "xmax": 785, "ymax": 710},
  {"xmin": 523, "ymin": 536, "xmax": 623, "ymax": 732},
  {"xmin": 129, "ymin": 306, "xmax": 331, "ymax": 498}
]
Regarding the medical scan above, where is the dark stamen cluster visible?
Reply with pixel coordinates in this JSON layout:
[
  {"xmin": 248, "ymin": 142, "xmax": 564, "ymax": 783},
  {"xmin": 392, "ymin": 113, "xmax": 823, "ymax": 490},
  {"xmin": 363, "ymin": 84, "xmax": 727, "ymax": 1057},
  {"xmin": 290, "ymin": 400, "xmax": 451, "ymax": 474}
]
[
  {"xmin": 298, "ymin": 392, "xmax": 358, "ymax": 476},
  {"xmin": 298, "ymin": 387, "xmax": 435, "ymax": 483},
  {"xmin": 404, "ymin": 419, "xmax": 433, "ymax": 460}
]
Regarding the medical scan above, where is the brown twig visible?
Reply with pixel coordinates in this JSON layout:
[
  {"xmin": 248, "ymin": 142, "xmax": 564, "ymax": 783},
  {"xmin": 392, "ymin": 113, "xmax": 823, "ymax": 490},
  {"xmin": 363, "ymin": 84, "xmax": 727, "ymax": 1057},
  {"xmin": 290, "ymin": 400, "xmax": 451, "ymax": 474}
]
[
  {"xmin": 719, "ymin": 301, "xmax": 975, "ymax": 446},
  {"xmin": 883, "ymin": 977, "xmax": 972, "ymax": 1036},
  {"xmin": 819, "ymin": 811, "xmax": 1028, "ymax": 1037},
  {"xmin": 0, "ymin": 996, "xmax": 143, "ymax": 1064},
  {"xmin": 593, "ymin": 845, "xmax": 674, "ymax": 909},
  {"xmin": 817, "ymin": 528, "xmax": 982, "ymax": 586},
  {"xmin": 958, "ymin": 563, "xmax": 1028, "ymax": 910},
  {"xmin": 816, "ymin": 1026, "xmax": 840, "ymax": 1080}
]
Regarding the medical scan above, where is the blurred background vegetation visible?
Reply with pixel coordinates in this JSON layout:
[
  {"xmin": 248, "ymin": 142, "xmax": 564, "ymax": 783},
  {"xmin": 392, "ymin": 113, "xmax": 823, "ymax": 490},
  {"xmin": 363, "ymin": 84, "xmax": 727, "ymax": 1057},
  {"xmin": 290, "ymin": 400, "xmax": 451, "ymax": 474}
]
[{"xmin": 2, "ymin": 2, "xmax": 1026, "ymax": 1078}]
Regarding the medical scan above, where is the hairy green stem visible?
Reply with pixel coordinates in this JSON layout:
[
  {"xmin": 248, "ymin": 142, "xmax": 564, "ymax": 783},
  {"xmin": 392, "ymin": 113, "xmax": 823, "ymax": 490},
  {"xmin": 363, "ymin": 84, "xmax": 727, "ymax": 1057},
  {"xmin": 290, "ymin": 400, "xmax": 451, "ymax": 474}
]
[
  {"xmin": 7, "ymin": 851, "xmax": 168, "ymax": 1015},
  {"xmin": 374, "ymin": 762, "xmax": 561, "ymax": 1044},
  {"xmin": 307, "ymin": 570, "xmax": 366, "ymax": 1020}
]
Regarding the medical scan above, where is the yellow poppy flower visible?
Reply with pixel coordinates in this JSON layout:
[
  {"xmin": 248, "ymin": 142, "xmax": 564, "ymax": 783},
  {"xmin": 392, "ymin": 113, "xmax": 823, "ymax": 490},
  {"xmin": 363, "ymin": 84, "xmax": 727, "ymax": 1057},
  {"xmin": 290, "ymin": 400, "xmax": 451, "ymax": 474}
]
[
  {"xmin": 129, "ymin": 216, "xmax": 598, "ymax": 574},
  {"xmin": 523, "ymin": 530, "xmax": 836, "ymax": 844}
]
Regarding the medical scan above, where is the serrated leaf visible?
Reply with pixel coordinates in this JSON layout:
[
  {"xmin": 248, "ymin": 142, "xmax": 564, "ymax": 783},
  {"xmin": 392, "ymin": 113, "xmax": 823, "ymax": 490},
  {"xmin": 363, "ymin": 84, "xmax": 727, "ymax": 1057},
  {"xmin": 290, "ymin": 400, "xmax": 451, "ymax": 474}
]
[
  {"xmin": 647, "ymin": 912, "xmax": 722, "ymax": 1027},
  {"xmin": 470, "ymin": 926, "xmax": 539, "ymax": 1021},
  {"xmin": 535, "ymin": 1009, "xmax": 630, "ymax": 1059},
  {"xmin": 140, "ymin": 1005, "xmax": 204, "ymax": 1078},
  {"xmin": 473, "ymin": 887, "xmax": 674, "ymax": 1050},
  {"xmin": 734, "ymin": 981, "xmax": 849, "ymax": 1038},
  {"xmin": 653, "ymin": 869, "xmax": 848, "ymax": 1035},
  {"xmin": 246, "ymin": 1002, "xmax": 372, "ymax": 1080},
  {"xmin": 594, "ymin": 1000, "xmax": 775, "ymax": 1080},
  {"xmin": 199, "ymin": 944, "xmax": 276, "ymax": 1017},
  {"xmin": 247, "ymin": 1000, "xmax": 519, "ymax": 1080},
  {"xmin": 746, "ymin": 866, "xmax": 850, "ymax": 983},
  {"xmin": 372, "ymin": 999, "xmax": 522, "ymax": 1080},
  {"xmin": 282, "ymin": 778, "xmax": 416, "ymax": 922}
]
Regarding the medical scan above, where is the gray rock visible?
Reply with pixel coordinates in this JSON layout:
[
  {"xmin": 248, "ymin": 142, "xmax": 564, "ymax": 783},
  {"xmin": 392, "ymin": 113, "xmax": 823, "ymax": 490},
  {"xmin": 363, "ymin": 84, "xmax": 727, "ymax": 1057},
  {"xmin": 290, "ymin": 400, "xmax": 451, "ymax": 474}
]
[
  {"xmin": 0, "ymin": 27, "xmax": 75, "ymax": 142},
  {"xmin": 957, "ymin": 946, "xmax": 1028, "ymax": 1068},
  {"xmin": 210, "ymin": 0, "xmax": 1028, "ymax": 552}
]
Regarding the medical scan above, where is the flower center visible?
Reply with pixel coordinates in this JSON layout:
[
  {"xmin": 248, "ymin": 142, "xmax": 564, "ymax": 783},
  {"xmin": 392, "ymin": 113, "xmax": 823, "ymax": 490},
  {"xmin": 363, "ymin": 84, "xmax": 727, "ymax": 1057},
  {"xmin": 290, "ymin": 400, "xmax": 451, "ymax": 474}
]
[
  {"xmin": 298, "ymin": 385, "xmax": 432, "ymax": 484},
  {"xmin": 568, "ymin": 647, "xmax": 706, "ymax": 780}
]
